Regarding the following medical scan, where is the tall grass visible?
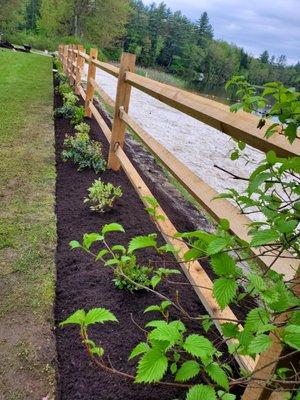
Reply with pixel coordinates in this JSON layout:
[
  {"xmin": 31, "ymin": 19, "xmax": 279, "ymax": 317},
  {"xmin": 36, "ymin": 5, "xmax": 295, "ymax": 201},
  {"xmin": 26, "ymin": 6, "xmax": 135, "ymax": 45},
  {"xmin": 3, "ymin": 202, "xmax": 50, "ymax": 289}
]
[{"xmin": 136, "ymin": 66, "xmax": 188, "ymax": 90}]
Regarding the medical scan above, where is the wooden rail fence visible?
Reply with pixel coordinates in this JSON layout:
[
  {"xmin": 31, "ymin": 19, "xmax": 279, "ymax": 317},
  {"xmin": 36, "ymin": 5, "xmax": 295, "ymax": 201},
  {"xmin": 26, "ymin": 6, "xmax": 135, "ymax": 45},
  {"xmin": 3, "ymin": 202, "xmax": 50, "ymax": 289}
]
[{"xmin": 58, "ymin": 44, "xmax": 299, "ymax": 400}]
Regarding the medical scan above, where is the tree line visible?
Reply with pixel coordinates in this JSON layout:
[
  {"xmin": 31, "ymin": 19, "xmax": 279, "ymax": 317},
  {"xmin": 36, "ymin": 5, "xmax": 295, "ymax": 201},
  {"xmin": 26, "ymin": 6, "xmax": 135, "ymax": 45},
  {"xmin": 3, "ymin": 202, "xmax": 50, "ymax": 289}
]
[{"xmin": 1, "ymin": 0, "xmax": 299, "ymax": 94}]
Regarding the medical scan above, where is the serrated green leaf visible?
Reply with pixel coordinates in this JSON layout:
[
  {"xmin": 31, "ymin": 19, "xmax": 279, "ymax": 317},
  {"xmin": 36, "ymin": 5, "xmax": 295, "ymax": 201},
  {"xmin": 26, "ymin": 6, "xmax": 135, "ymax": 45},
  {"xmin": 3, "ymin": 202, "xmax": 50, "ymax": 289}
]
[
  {"xmin": 202, "ymin": 316, "xmax": 213, "ymax": 333},
  {"xmin": 70, "ymin": 240, "xmax": 81, "ymax": 249},
  {"xmin": 143, "ymin": 196, "xmax": 159, "ymax": 207},
  {"xmin": 82, "ymin": 233, "xmax": 104, "ymax": 250},
  {"xmin": 101, "ymin": 223, "xmax": 125, "ymax": 235},
  {"xmin": 236, "ymin": 329, "xmax": 253, "ymax": 349},
  {"xmin": 186, "ymin": 384, "xmax": 216, "ymax": 400},
  {"xmin": 85, "ymin": 308, "xmax": 118, "ymax": 325},
  {"xmin": 211, "ymin": 254, "xmax": 240, "ymax": 277},
  {"xmin": 184, "ymin": 247, "xmax": 203, "ymax": 261},
  {"xmin": 170, "ymin": 362, "xmax": 177, "ymax": 374},
  {"xmin": 207, "ymin": 238, "xmax": 228, "ymax": 255},
  {"xmin": 96, "ymin": 249, "xmax": 109, "ymax": 260},
  {"xmin": 128, "ymin": 342, "xmax": 150, "ymax": 360},
  {"xmin": 248, "ymin": 334, "xmax": 272, "ymax": 354},
  {"xmin": 135, "ymin": 347, "xmax": 168, "ymax": 383},
  {"xmin": 60, "ymin": 309, "xmax": 86, "ymax": 327},
  {"xmin": 151, "ymin": 275, "xmax": 161, "ymax": 289},
  {"xmin": 175, "ymin": 360, "xmax": 200, "ymax": 382},
  {"xmin": 144, "ymin": 305, "xmax": 161, "ymax": 313},
  {"xmin": 213, "ymin": 278, "xmax": 237, "ymax": 310},
  {"xmin": 266, "ymin": 150, "xmax": 277, "ymax": 165},
  {"xmin": 244, "ymin": 308, "xmax": 270, "ymax": 332},
  {"xmin": 128, "ymin": 235, "xmax": 157, "ymax": 254},
  {"xmin": 221, "ymin": 323, "xmax": 239, "ymax": 338},
  {"xmin": 148, "ymin": 321, "xmax": 182, "ymax": 345},
  {"xmin": 250, "ymin": 229, "xmax": 280, "ymax": 247},
  {"xmin": 105, "ymin": 258, "xmax": 120, "ymax": 266},
  {"xmin": 217, "ymin": 391, "xmax": 236, "ymax": 400},
  {"xmin": 183, "ymin": 334, "xmax": 215, "ymax": 359},
  {"xmin": 111, "ymin": 245, "xmax": 126, "ymax": 253},
  {"xmin": 145, "ymin": 320, "xmax": 166, "ymax": 328},
  {"xmin": 90, "ymin": 346, "xmax": 104, "ymax": 356},
  {"xmin": 248, "ymin": 274, "xmax": 266, "ymax": 291},
  {"xmin": 161, "ymin": 300, "xmax": 172, "ymax": 311},
  {"xmin": 282, "ymin": 325, "xmax": 300, "ymax": 350},
  {"xmin": 206, "ymin": 362, "xmax": 229, "ymax": 390}
]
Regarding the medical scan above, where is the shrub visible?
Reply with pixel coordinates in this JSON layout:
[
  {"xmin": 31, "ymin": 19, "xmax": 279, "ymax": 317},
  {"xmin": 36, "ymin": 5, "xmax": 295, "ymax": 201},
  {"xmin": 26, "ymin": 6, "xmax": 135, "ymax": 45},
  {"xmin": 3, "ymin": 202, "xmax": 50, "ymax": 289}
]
[
  {"xmin": 84, "ymin": 179, "xmax": 122, "ymax": 213},
  {"xmin": 53, "ymin": 57, "xmax": 63, "ymax": 71},
  {"xmin": 70, "ymin": 223, "xmax": 180, "ymax": 292},
  {"xmin": 61, "ymin": 132, "xmax": 106, "ymax": 173},
  {"xmin": 75, "ymin": 122, "xmax": 90, "ymax": 135},
  {"xmin": 71, "ymin": 106, "xmax": 85, "ymax": 126},
  {"xmin": 63, "ymin": 92, "xmax": 78, "ymax": 106},
  {"xmin": 113, "ymin": 255, "xmax": 152, "ymax": 292},
  {"xmin": 56, "ymin": 71, "xmax": 68, "ymax": 86},
  {"xmin": 58, "ymin": 82, "xmax": 73, "ymax": 96},
  {"xmin": 54, "ymin": 103, "xmax": 76, "ymax": 119}
]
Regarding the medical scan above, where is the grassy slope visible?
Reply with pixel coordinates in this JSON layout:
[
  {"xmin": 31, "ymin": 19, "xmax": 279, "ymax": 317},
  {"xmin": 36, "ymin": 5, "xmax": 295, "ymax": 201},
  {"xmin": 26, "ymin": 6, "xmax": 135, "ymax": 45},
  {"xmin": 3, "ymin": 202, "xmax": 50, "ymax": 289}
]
[{"xmin": 0, "ymin": 49, "xmax": 56, "ymax": 399}]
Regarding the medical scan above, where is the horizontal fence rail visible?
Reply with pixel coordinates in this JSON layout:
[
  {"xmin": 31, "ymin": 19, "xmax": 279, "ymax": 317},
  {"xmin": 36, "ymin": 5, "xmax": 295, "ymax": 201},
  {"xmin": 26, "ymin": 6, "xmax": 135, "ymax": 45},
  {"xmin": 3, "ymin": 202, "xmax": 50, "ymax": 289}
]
[{"xmin": 58, "ymin": 44, "xmax": 299, "ymax": 399}]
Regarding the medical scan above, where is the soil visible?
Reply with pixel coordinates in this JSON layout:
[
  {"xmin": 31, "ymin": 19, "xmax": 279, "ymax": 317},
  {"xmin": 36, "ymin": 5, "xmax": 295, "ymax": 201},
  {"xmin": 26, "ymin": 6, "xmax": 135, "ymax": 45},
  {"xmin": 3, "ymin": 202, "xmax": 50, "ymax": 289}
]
[{"xmin": 54, "ymin": 81, "xmax": 244, "ymax": 399}]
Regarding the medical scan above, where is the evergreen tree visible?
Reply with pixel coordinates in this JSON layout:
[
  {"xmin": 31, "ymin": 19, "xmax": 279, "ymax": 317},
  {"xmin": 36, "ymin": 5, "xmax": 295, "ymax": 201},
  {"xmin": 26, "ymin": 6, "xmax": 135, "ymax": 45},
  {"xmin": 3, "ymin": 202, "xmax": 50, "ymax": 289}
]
[
  {"xmin": 196, "ymin": 11, "xmax": 213, "ymax": 46},
  {"xmin": 25, "ymin": 0, "xmax": 41, "ymax": 31},
  {"xmin": 259, "ymin": 50, "xmax": 269, "ymax": 64}
]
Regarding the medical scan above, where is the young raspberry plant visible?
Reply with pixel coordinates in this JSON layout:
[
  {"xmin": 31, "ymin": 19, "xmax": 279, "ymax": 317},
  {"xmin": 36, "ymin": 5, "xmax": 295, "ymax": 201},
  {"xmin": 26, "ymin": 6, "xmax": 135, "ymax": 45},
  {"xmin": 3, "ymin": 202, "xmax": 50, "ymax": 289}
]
[
  {"xmin": 60, "ymin": 308, "xmax": 118, "ymax": 357},
  {"xmin": 70, "ymin": 223, "xmax": 180, "ymax": 292}
]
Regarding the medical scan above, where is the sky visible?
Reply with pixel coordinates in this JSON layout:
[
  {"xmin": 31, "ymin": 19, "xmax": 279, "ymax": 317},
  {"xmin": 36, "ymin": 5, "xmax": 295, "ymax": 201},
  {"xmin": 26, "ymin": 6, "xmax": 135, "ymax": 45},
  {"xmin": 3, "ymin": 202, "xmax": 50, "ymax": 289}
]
[{"xmin": 144, "ymin": 0, "xmax": 300, "ymax": 65}]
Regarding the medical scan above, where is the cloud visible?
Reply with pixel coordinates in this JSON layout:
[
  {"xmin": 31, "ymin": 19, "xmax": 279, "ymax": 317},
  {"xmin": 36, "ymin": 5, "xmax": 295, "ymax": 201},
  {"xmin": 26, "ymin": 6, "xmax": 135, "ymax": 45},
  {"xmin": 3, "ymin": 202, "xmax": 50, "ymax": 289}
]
[{"xmin": 143, "ymin": 0, "xmax": 300, "ymax": 64}]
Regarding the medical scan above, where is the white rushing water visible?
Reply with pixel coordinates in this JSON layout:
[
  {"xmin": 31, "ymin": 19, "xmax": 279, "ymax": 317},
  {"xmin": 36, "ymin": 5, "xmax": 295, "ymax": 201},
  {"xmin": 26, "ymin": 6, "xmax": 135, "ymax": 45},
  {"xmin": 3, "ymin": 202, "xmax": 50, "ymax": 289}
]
[{"xmin": 85, "ymin": 65, "xmax": 264, "ymax": 196}]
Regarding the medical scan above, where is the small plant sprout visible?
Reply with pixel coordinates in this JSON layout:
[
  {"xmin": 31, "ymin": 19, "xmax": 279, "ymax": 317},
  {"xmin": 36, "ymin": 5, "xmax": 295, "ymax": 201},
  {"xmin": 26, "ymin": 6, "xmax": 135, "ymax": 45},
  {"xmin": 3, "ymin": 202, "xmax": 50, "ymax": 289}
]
[
  {"xmin": 144, "ymin": 300, "xmax": 172, "ymax": 320},
  {"xmin": 60, "ymin": 308, "xmax": 118, "ymax": 358},
  {"xmin": 70, "ymin": 223, "xmax": 180, "ymax": 292},
  {"xmin": 143, "ymin": 196, "xmax": 165, "ymax": 221},
  {"xmin": 84, "ymin": 179, "xmax": 122, "ymax": 213}
]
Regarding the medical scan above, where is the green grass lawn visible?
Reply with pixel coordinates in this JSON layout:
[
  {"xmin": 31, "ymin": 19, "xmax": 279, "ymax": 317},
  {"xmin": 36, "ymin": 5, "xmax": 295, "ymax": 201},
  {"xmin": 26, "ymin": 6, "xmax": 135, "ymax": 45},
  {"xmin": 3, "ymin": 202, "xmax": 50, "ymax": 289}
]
[{"xmin": 0, "ymin": 49, "xmax": 56, "ymax": 399}]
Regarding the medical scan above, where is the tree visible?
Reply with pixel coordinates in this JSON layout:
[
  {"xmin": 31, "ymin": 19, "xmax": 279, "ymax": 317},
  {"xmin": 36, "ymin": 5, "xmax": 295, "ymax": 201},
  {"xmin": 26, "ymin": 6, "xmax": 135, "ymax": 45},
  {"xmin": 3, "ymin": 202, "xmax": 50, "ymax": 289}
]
[
  {"xmin": 38, "ymin": 0, "xmax": 130, "ymax": 48},
  {"xmin": 196, "ymin": 11, "xmax": 213, "ymax": 46},
  {"xmin": 0, "ymin": 0, "xmax": 26, "ymax": 33},
  {"xmin": 25, "ymin": 0, "xmax": 41, "ymax": 31},
  {"xmin": 277, "ymin": 54, "xmax": 287, "ymax": 67},
  {"xmin": 259, "ymin": 50, "xmax": 269, "ymax": 64}
]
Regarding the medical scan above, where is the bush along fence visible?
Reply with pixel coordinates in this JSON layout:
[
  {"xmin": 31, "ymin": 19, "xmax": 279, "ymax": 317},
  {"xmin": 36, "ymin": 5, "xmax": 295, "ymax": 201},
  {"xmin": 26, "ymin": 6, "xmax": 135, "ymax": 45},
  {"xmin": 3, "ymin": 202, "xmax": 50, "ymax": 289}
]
[{"xmin": 57, "ymin": 44, "xmax": 300, "ymax": 400}]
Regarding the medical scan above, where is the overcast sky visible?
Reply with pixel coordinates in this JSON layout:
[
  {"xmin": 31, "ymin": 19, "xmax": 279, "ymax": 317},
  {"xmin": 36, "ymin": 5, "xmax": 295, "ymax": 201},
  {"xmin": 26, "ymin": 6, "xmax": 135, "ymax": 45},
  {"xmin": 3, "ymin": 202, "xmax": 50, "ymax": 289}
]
[{"xmin": 144, "ymin": 0, "xmax": 300, "ymax": 65}]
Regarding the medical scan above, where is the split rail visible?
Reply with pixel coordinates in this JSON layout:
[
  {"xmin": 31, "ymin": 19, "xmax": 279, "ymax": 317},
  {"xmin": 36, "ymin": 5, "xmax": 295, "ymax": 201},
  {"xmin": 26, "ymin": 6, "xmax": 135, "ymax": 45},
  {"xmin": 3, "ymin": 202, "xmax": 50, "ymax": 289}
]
[{"xmin": 58, "ymin": 44, "xmax": 299, "ymax": 400}]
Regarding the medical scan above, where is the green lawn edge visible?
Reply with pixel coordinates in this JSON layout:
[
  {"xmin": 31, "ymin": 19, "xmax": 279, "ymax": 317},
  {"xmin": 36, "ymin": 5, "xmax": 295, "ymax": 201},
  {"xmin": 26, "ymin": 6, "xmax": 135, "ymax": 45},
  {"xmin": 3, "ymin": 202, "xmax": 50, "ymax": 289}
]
[{"xmin": 0, "ymin": 49, "xmax": 56, "ymax": 399}]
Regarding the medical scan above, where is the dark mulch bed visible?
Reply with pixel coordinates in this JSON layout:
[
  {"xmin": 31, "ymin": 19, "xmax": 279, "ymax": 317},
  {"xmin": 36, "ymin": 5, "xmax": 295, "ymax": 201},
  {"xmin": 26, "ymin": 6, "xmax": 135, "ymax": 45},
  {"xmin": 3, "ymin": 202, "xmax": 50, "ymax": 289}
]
[{"xmin": 54, "ymin": 81, "xmax": 244, "ymax": 399}]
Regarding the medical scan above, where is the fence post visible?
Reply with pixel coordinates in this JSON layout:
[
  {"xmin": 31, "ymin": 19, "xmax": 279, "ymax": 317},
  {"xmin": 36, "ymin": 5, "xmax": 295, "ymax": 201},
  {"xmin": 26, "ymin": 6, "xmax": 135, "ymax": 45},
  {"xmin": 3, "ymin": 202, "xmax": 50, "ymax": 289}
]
[
  {"xmin": 70, "ymin": 44, "xmax": 76, "ymax": 85},
  {"xmin": 75, "ymin": 45, "xmax": 84, "ymax": 95},
  {"xmin": 108, "ymin": 52, "xmax": 136, "ymax": 171},
  {"xmin": 63, "ymin": 45, "xmax": 68, "ymax": 74},
  {"xmin": 67, "ymin": 45, "xmax": 72, "ymax": 77},
  {"xmin": 84, "ymin": 48, "xmax": 98, "ymax": 118}
]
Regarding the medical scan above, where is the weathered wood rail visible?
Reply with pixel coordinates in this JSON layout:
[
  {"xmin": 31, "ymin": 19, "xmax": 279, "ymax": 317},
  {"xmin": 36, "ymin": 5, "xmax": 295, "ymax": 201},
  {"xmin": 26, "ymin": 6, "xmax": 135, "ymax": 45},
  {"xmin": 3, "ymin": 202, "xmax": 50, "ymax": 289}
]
[{"xmin": 58, "ymin": 44, "xmax": 299, "ymax": 400}]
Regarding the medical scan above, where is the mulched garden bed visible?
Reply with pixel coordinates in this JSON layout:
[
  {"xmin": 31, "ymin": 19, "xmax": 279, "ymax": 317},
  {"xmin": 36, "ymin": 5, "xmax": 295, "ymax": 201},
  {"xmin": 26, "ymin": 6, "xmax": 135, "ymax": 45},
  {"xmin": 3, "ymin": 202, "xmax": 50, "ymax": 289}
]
[{"xmin": 54, "ymin": 79, "xmax": 244, "ymax": 399}]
